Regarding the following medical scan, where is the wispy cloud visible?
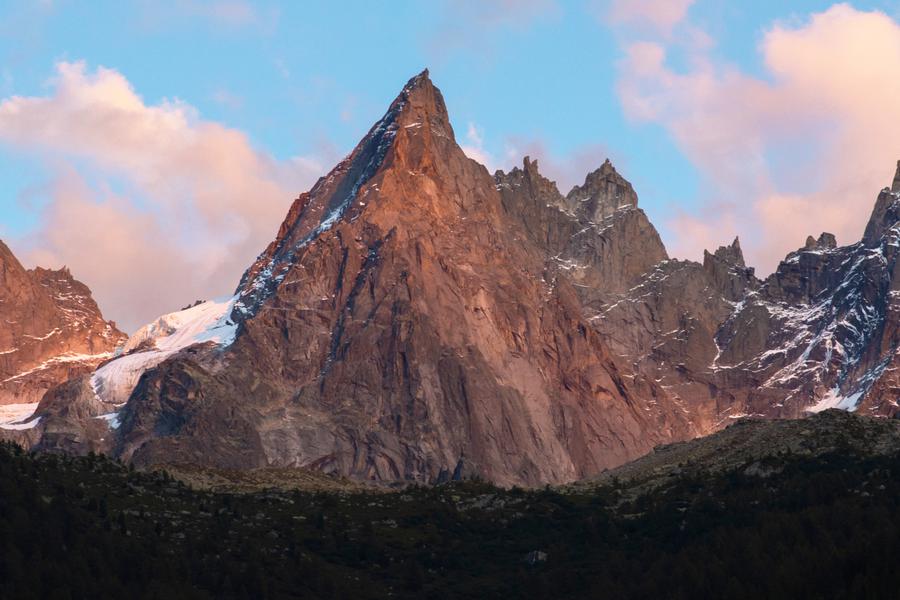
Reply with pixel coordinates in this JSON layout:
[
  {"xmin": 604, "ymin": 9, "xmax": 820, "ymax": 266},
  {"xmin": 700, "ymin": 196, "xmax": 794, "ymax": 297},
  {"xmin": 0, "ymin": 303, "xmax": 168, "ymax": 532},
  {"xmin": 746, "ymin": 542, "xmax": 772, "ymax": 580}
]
[
  {"xmin": 602, "ymin": 0, "xmax": 695, "ymax": 35},
  {"xmin": 136, "ymin": 0, "xmax": 279, "ymax": 32},
  {"xmin": 613, "ymin": 4, "xmax": 900, "ymax": 272},
  {"xmin": 428, "ymin": 0, "xmax": 559, "ymax": 62},
  {"xmin": 0, "ymin": 61, "xmax": 323, "ymax": 330},
  {"xmin": 210, "ymin": 87, "xmax": 244, "ymax": 110},
  {"xmin": 460, "ymin": 122, "xmax": 494, "ymax": 170}
]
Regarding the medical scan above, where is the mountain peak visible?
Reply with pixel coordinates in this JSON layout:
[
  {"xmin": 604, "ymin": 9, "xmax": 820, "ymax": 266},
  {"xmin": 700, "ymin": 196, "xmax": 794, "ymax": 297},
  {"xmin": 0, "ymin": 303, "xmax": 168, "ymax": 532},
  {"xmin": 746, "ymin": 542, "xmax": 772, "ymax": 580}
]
[
  {"xmin": 564, "ymin": 158, "xmax": 639, "ymax": 221},
  {"xmin": 707, "ymin": 236, "xmax": 745, "ymax": 268},
  {"xmin": 892, "ymin": 159, "xmax": 900, "ymax": 193},
  {"xmin": 863, "ymin": 164, "xmax": 900, "ymax": 246},
  {"xmin": 233, "ymin": 70, "xmax": 463, "ymax": 317},
  {"xmin": 0, "ymin": 239, "xmax": 29, "ymax": 291},
  {"xmin": 385, "ymin": 68, "xmax": 452, "ymax": 138},
  {"xmin": 406, "ymin": 68, "xmax": 430, "ymax": 89},
  {"xmin": 0, "ymin": 239, "xmax": 20, "ymax": 266}
]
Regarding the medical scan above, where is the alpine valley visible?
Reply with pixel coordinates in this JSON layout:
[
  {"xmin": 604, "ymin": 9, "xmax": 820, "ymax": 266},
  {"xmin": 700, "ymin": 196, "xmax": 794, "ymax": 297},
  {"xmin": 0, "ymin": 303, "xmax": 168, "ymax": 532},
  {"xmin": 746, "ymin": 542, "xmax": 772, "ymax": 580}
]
[{"xmin": 4, "ymin": 71, "xmax": 900, "ymax": 487}]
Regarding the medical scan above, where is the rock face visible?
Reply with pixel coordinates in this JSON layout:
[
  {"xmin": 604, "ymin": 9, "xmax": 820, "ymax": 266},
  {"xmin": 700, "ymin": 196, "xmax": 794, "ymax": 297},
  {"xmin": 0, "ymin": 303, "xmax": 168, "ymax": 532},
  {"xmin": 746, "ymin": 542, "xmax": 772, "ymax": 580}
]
[
  {"xmin": 13, "ymin": 72, "xmax": 900, "ymax": 486},
  {"xmin": 0, "ymin": 241, "xmax": 125, "ymax": 412}
]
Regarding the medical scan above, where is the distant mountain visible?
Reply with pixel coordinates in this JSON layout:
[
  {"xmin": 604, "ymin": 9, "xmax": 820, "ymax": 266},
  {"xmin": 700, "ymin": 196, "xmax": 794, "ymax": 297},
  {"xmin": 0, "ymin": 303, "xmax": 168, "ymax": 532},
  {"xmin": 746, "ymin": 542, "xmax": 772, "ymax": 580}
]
[
  {"xmin": 7, "ymin": 71, "xmax": 900, "ymax": 486},
  {"xmin": 590, "ymin": 162, "xmax": 900, "ymax": 427},
  {"xmin": 0, "ymin": 240, "xmax": 125, "ymax": 432}
]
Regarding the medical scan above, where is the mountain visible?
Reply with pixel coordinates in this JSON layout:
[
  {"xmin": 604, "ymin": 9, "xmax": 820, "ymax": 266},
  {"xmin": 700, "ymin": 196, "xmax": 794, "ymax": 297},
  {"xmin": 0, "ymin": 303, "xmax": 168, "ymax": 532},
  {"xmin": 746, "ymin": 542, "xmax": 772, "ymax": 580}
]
[
  {"xmin": 21, "ymin": 71, "xmax": 695, "ymax": 485},
  {"xmin": 591, "ymin": 168, "xmax": 900, "ymax": 428},
  {"xmin": 0, "ymin": 241, "xmax": 125, "ymax": 432},
  {"xmin": 7, "ymin": 71, "xmax": 900, "ymax": 486}
]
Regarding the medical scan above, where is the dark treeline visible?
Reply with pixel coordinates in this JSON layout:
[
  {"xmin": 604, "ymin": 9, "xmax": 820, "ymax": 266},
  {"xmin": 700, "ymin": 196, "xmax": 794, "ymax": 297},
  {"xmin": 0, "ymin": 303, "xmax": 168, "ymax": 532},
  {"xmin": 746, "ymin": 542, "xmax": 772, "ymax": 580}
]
[{"xmin": 1, "ymin": 442, "xmax": 899, "ymax": 599}]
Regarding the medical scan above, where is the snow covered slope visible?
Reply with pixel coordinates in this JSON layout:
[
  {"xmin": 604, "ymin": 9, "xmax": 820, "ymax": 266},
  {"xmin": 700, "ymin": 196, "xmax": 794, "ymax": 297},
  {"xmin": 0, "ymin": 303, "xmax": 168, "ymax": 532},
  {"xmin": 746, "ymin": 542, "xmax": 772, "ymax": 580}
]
[
  {"xmin": 0, "ymin": 402, "xmax": 41, "ymax": 430},
  {"xmin": 91, "ymin": 297, "xmax": 238, "ymax": 406}
]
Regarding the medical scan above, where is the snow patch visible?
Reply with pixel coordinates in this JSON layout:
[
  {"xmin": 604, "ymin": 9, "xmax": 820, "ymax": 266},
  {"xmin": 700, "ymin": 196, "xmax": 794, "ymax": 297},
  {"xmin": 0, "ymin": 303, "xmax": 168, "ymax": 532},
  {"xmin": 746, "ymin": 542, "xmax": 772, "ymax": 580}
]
[
  {"xmin": 124, "ymin": 296, "xmax": 238, "ymax": 354},
  {"xmin": 91, "ymin": 296, "xmax": 238, "ymax": 406},
  {"xmin": 0, "ymin": 402, "xmax": 40, "ymax": 430},
  {"xmin": 1, "ymin": 352, "xmax": 114, "ymax": 384},
  {"xmin": 22, "ymin": 328, "xmax": 61, "ymax": 341},
  {"xmin": 95, "ymin": 411, "xmax": 121, "ymax": 429},
  {"xmin": 807, "ymin": 388, "xmax": 864, "ymax": 413}
]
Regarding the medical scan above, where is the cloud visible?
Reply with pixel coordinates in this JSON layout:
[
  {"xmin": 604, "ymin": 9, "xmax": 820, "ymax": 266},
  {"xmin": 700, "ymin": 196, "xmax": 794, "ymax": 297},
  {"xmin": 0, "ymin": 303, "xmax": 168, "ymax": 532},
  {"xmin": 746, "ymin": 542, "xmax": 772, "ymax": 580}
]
[
  {"xmin": 604, "ymin": 0, "xmax": 695, "ymax": 35},
  {"xmin": 136, "ymin": 0, "xmax": 278, "ymax": 32},
  {"xmin": 615, "ymin": 4, "xmax": 900, "ymax": 272},
  {"xmin": 428, "ymin": 0, "xmax": 559, "ymax": 62},
  {"xmin": 0, "ymin": 61, "xmax": 323, "ymax": 331},
  {"xmin": 210, "ymin": 88, "xmax": 244, "ymax": 110},
  {"xmin": 460, "ymin": 122, "xmax": 495, "ymax": 170}
]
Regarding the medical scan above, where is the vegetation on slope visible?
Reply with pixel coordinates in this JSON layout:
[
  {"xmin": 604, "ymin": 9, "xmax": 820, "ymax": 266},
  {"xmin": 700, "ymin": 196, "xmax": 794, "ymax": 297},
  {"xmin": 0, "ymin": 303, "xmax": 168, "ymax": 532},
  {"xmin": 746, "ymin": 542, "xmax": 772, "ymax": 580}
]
[{"xmin": 2, "ymin": 432, "xmax": 900, "ymax": 599}]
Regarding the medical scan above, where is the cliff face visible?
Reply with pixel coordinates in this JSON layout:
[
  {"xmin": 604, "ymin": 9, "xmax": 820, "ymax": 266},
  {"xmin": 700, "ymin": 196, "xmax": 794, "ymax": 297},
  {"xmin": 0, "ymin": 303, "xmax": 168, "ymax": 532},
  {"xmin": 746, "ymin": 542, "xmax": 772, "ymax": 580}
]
[
  {"xmin": 13, "ymin": 72, "xmax": 900, "ymax": 486},
  {"xmin": 0, "ymin": 241, "xmax": 125, "ymax": 410}
]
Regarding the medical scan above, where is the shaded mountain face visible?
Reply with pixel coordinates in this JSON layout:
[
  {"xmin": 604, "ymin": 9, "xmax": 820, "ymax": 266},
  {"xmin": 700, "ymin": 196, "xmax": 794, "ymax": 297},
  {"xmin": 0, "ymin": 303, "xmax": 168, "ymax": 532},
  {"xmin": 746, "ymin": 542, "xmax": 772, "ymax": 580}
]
[
  {"xmin": 0, "ymin": 241, "xmax": 125, "ymax": 412},
  {"xmin": 10, "ymin": 72, "xmax": 900, "ymax": 486}
]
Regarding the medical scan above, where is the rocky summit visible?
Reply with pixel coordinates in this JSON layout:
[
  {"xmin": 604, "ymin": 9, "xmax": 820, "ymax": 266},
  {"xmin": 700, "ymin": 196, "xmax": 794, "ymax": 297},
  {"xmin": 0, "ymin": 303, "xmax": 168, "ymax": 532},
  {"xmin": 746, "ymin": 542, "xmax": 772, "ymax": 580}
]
[
  {"xmin": 6, "ymin": 71, "xmax": 900, "ymax": 486},
  {"xmin": 0, "ymin": 240, "xmax": 125, "ymax": 429}
]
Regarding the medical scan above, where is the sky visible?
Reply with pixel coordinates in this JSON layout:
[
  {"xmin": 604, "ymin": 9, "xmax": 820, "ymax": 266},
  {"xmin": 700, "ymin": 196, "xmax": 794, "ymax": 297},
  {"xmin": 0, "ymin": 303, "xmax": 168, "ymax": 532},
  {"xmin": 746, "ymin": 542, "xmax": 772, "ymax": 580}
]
[{"xmin": 2, "ymin": 0, "xmax": 900, "ymax": 331}]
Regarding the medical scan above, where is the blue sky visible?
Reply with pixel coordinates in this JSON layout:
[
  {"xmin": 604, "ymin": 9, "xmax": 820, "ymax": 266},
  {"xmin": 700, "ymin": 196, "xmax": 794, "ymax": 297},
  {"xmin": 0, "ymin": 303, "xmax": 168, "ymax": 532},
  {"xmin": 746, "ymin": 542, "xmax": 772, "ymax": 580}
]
[{"xmin": 2, "ymin": 1, "xmax": 900, "ymax": 330}]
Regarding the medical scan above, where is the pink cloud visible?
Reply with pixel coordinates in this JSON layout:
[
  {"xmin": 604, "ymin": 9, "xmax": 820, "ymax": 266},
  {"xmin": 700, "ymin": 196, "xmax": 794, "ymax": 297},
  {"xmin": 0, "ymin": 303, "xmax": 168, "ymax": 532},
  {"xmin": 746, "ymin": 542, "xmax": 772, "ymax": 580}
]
[
  {"xmin": 616, "ymin": 4, "xmax": 900, "ymax": 272},
  {"xmin": 0, "ymin": 61, "xmax": 323, "ymax": 331},
  {"xmin": 604, "ymin": 0, "xmax": 695, "ymax": 35}
]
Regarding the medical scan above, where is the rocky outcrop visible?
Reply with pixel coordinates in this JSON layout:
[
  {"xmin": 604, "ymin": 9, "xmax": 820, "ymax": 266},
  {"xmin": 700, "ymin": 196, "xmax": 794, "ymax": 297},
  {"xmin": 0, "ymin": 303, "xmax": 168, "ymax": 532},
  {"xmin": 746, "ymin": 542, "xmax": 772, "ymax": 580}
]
[
  {"xmin": 494, "ymin": 155, "xmax": 667, "ymax": 311},
  {"xmin": 703, "ymin": 237, "xmax": 756, "ymax": 301},
  {"xmin": 563, "ymin": 158, "xmax": 638, "ymax": 222},
  {"xmin": 0, "ymin": 241, "xmax": 125, "ymax": 411}
]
